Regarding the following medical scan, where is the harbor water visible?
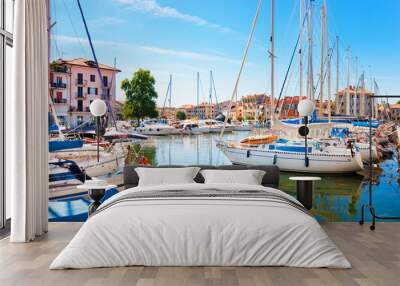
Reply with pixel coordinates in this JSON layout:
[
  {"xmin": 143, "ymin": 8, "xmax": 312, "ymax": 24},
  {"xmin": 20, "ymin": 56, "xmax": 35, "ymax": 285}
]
[{"xmin": 132, "ymin": 131, "xmax": 400, "ymax": 222}]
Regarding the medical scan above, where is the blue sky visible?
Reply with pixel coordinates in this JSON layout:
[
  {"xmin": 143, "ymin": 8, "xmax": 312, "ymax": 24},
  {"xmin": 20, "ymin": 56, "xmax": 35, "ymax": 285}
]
[{"xmin": 51, "ymin": 0, "xmax": 400, "ymax": 106}]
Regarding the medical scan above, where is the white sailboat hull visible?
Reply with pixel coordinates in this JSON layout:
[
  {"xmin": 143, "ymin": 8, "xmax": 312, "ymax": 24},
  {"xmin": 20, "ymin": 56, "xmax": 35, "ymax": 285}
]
[
  {"xmin": 135, "ymin": 126, "xmax": 176, "ymax": 136},
  {"xmin": 357, "ymin": 144, "xmax": 379, "ymax": 162},
  {"xmin": 218, "ymin": 143, "xmax": 363, "ymax": 174},
  {"xmin": 233, "ymin": 125, "xmax": 253, "ymax": 131},
  {"xmin": 180, "ymin": 129, "xmax": 204, "ymax": 135}
]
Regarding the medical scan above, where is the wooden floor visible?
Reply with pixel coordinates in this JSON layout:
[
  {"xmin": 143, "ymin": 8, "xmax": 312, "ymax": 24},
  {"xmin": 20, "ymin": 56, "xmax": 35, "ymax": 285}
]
[{"xmin": 0, "ymin": 222, "xmax": 399, "ymax": 286}]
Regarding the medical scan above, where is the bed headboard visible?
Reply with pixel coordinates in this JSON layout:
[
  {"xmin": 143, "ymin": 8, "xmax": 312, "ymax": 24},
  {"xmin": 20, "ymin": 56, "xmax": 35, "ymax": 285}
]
[{"xmin": 123, "ymin": 165, "xmax": 280, "ymax": 189}]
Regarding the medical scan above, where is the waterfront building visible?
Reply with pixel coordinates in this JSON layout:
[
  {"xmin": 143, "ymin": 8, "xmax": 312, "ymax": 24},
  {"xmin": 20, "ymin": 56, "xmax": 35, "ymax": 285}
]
[
  {"xmin": 158, "ymin": 107, "xmax": 176, "ymax": 120},
  {"xmin": 112, "ymin": 100, "xmax": 124, "ymax": 121},
  {"xmin": 177, "ymin": 103, "xmax": 216, "ymax": 120},
  {"xmin": 389, "ymin": 104, "xmax": 400, "ymax": 121},
  {"xmin": 277, "ymin": 96, "xmax": 300, "ymax": 119},
  {"xmin": 240, "ymin": 93, "xmax": 271, "ymax": 121},
  {"xmin": 335, "ymin": 86, "xmax": 374, "ymax": 117},
  {"xmin": 234, "ymin": 103, "xmax": 244, "ymax": 121},
  {"xmin": 49, "ymin": 58, "xmax": 121, "ymax": 128},
  {"xmin": 218, "ymin": 100, "xmax": 237, "ymax": 118},
  {"xmin": 195, "ymin": 102, "xmax": 216, "ymax": 119},
  {"xmin": 177, "ymin": 104, "xmax": 194, "ymax": 119}
]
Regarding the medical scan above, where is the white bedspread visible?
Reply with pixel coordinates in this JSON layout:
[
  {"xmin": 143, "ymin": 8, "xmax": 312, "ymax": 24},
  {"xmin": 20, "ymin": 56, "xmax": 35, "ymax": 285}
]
[{"xmin": 50, "ymin": 183, "xmax": 351, "ymax": 269}]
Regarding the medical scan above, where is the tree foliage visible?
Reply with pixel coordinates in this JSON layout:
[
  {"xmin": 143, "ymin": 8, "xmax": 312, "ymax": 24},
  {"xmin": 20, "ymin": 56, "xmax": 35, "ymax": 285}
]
[
  {"xmin": 121, "ymin": 69, "xmax": 158, "ymax": 120},
  {"xmin": 176, "ymin": 111, "xmax": 186, "ymax": 120}
]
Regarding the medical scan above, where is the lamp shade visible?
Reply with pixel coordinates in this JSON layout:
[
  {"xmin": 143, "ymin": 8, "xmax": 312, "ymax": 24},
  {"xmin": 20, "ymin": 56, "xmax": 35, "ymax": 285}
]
[
  {"xmin": 90, "ymin": 99, "xmax": 107, "ymax": 117},
  {"xmin": 297, "ymin": 99, "xmax": 315, "ymax": 117}
]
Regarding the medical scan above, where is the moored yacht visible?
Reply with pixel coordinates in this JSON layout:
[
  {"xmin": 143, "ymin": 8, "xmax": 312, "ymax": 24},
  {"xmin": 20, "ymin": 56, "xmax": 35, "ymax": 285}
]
[
  {"xmin": 198, "ymin": 119, "xmax": 233, "ymax": 133},
  {"xmin": 134, "ymin": 120, "xmax": 179, "ymax": 136},
  {"xmin": 217, "ymin": 139, "xmax": 363, "ymax": 174},
  {"xmin": 232, "ymin": 121, "xmax": 254, "ymax": 131},
  {"xmin": 179, "ymin": 122, "xmax": 204, "ymax": 135}
]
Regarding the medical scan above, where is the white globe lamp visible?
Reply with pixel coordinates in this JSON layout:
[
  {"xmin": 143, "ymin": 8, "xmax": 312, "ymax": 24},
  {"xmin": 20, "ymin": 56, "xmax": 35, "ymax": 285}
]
[
  {"xmin": 90, "ymin": 99, "xmax": 107, "ymax": 163},
  {"xmin": 297, "ymin": 98, "xmax": 315, "ymax": 168},
  {"xmin": 297, "ymin": 99, "xmax": 315, "ymax": 117},
  {"xmin": 90, "ymin": 99, "xmax": 107, "ymax": 117}
]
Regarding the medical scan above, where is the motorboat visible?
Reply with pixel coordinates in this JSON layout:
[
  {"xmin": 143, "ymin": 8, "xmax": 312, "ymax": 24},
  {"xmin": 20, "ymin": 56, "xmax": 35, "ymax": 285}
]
[
  {"xmin": 103, "ymin": 127, "xmax": 148, "ymax": 140},
  {"xmin": 179, "ymin": 122, "xmax": 204, "ymax": 135},
  {"xmin": 232, "ymin": 121, "xmax": 254, "ymax": 131},
  {"xmin": 134, "ymin": 120, "xmax": 179, "ymax": 136}
]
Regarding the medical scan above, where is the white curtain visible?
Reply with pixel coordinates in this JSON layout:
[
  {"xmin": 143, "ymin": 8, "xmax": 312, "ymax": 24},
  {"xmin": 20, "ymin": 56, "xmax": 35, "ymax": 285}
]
[{"xmin": 8, "ymin": 0, "xmax": 49, "ymax": 242}]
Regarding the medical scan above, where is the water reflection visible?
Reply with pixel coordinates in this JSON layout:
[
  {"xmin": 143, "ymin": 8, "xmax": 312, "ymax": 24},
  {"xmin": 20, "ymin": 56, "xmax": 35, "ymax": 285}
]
[{"xmin": 129, "ymin": 132, "xmax": 400, "ymax": 222}]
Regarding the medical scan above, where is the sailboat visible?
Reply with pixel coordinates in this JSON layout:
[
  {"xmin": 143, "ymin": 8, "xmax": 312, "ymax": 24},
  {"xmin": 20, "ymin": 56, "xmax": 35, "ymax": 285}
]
[
  {"xmin": 216, "ymin": 0, "xmax": 364, "ymax": 174},
  {"xmin": 217, "ymin": 139, "xmax": 363, "ymax": 173}
]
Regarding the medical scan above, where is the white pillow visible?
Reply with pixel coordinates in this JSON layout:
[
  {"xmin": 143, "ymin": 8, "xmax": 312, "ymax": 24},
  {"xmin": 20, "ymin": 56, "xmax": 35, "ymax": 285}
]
[
  {"xmin": 135, "ymin": 167, "xmax": 200, "ymax": 186},
  {"xmin": 200, "ymin": 169, "xmax": 266, "ymax": 185}
]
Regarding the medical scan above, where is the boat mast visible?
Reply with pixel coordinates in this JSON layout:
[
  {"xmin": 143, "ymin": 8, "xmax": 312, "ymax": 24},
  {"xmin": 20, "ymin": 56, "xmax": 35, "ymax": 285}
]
[
  {"xmin": 299, "ymin": 0, "xmax": 303, "ymax": 101},
  {"xmin": 346, "ymin": 47, "xmax": 351, "ymax": 116},
  {"xmin": 307, "ymin": 0, "xmax": 314, "ymax": 101},
  {"xmin": 169, "ymin": 74, "xmax": 172, "ymax": 109},
  {"xmin": 270, "ymin": 0, "xmax": 275, "ymax": 127},
  {"xmin": 325, "ymin": 0, "xmax": 331, "ymax": 122},
  {"xmin": 354, "ymin": 56, "xmax": 358, "ymax": 117},
  {"xmin": 319, "ymin": 2, "xmax": 325, "ymax": 117},
  {"xmin": 197, "ymin": 72, "xmax": 200, "ymax": 119},
  {"xmin": 161, "ymin": 75, "xmax": 172, "ymax": 119},
  {"xmin": 209, "ymin": 70, "xmax": 213, "ymax": 106},
  {"xmin": 336, "ymin": 36, "xmax": 339, "ymax": 109}
]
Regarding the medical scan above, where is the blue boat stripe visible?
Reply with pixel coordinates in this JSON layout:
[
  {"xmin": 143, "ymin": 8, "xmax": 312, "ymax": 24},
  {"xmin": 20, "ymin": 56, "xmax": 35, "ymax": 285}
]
[{"xmin": 225, "ymin": 149, "xmax": 353, "ymax": 163}]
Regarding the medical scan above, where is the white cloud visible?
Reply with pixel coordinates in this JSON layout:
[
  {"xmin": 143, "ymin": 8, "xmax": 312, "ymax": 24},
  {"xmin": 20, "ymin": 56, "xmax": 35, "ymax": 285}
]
[
  {"xmin": 53, "ymin": 34, "xmax": 240, "ymax": 65},
  {"xmin": 114, "ymin": 0, "xmax": 231, "ymax": 33}
]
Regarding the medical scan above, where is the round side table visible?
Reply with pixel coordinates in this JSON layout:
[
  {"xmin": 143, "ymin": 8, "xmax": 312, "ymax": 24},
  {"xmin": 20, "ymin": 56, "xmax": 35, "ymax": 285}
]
[
  {"xmin": 289, "ymin": 177, "xmax": 321, "ymax": 210},
  {"xmin": 77, "ymin": 184, "xmax": 116, "ymax": 215}
]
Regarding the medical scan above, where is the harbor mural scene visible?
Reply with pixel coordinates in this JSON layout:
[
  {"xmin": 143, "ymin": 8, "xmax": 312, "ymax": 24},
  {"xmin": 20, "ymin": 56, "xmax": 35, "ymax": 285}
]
[{"xmin": 48, "ymin": 0, "xmax": 400, "ymax": 222}]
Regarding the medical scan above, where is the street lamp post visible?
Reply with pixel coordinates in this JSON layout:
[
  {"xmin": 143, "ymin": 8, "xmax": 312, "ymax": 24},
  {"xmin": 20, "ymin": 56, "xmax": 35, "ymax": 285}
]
[
  {"xmin": 89, "ymin": 99, "xmax": 107, "ymax": 162},
  {"xmin": 297, "ymin": 99, "xmax": 315, "ymax": 167}
]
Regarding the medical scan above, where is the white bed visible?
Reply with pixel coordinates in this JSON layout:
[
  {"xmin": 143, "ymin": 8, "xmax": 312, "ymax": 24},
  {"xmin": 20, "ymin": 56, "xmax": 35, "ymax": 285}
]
[{"xmin": 50, "ymin": 183, "xmax": 351, "ymax": 269}]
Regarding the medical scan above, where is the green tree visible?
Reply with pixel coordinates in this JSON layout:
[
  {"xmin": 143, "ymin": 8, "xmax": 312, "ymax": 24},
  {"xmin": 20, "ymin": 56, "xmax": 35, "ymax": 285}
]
[
  {"xmin": 397, "ymin": 100, "xmax": 400, "ymax": 104},
  {"xmin": 121, "ymin": 69, "xmax": 158, "ymax": 121},
  {"xmin": 176, "ymin": 111, "xmax": 186, "ymax": 120}
]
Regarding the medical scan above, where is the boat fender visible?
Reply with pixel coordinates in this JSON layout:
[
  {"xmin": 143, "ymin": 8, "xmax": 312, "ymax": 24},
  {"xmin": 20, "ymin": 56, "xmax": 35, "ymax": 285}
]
[
  {"xmin": 246, "ymin": 150, "xmax": 251, "ymax": 158},
  {"xmin": 273, "ymin": 154, "xmax": 277, "ymax": 165}
]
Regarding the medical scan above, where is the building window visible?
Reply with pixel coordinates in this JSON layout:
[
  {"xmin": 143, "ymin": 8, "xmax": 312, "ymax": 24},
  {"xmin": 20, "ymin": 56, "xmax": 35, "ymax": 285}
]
[
  {"xmin": 77, "ymin": 73, "xmax": 83, "ymax": 85},
  {"xmin": 77, "ymin": 86, "xmax": 83, "ymax": 97},
  {"xmin": 87, "ymin": 87, "xmax": 97, "ymax": 95},
  {"xmin": 103, "ymin": 75, "xmax": 108, "ymax": 87},
  {"xmin": 90, "ymin": 74, "xmax": 95, "ymax": 82},
  {"xmin": 77, "ymin": 100, "xmax": 83, "ymax": 112}
]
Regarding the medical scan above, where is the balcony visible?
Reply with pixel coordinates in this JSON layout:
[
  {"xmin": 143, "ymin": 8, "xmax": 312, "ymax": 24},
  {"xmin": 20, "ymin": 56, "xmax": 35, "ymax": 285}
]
[
  {"xmin": 74, "ymin": 92, "xmax": 88, "ymax": 99},
  {"xmin": 68, "ymin": 106, "xmax": 90, "ymax": 113},
  {"xmin": 50, "ymin": 82, "xmax": 67, "ymax": 89},
  {"xmin": 75, "ymin": 79, "xmax": 88, "ymax": 86},
  {"xmin": 50, "ymin": 65, "xmax": 69, "ymax": 73},
  {"xmin": 53, "ymin": 98, "xmax": 68, "ymax": 104}
]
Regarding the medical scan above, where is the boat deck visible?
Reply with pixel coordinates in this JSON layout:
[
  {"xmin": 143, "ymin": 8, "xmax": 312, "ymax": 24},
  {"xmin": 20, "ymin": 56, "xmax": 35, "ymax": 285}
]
[{"xmin": 1, "ymin": 222, "xmax": 399, "ymax": 286}]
